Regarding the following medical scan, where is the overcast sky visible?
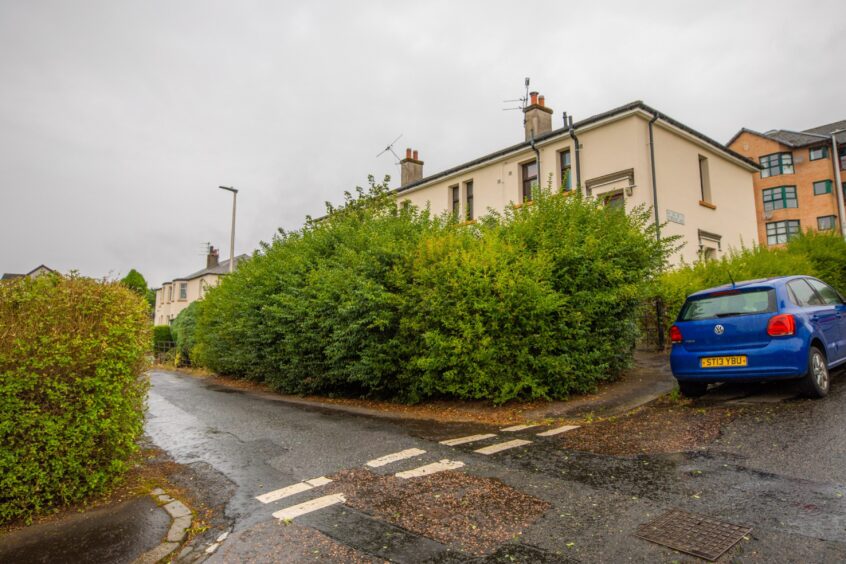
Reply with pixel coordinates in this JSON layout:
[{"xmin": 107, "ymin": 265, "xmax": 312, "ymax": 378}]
[{"xmin": 1, "ymin": 1, "xmax": 844, "ymax": 285}]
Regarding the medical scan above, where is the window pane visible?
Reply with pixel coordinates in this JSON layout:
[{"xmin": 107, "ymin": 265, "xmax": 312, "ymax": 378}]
[
  {"xmin": 788, "ymin": 279, "xmax": 822, "ymax": 307},
  {"xmin": 808, "ymin": 279, "xmax": 842, "ymax": 305}
]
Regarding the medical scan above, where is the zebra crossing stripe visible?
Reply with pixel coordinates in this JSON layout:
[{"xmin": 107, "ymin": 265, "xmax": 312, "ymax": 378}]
[
  {"xmin": 537, "ymin": 425, "xmax": 580, "ymax": 437},
  {"xmin": 272, "ymin": 493, "xmax": 346, "ymax": 521},
  {"xmin": 395, "ymin": 459, "xmax": 465, "ymax": 479},
  {"xmin": 474, "ymin": 439, "xmax": 532, "ymax": 455},
  {"xmin": 256, "ymin": 476, "xmax": 332, "ymax": 504},
  {"xmin": 500, "ymin": 424, "xmax": 541, "ymax": 432},
  {"xmin": 439, "ymin": 433, "xmax": 497, "ymax": 446},
  {"xmin": 366, "ymin": 448, "xmax": 426, "ymax": 468}
]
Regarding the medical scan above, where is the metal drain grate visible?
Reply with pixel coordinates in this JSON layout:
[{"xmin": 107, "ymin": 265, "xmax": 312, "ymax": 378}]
[{"xmin": 636, "ymin": 508, "xmax": 752, "ymax": 561}]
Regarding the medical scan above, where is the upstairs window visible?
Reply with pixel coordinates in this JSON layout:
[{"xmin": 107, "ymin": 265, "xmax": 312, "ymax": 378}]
[
  {"xmin": 179, "ymin": 282, "xmax": 187, "ymax": 300},
  {"xmin": 167, "ymin": 285, "xmax": 172, "ymax": 302},
  {"xmin": 813, "ymin": 180, "xmax": 832, "ymax": 195},
  {"xmin": 560, "ymin": 150, "xmax": 572, "ymax": 191},
  {"xmin": 522, "ymin": 161, "xmax": 538, "ymax": 202},
  {"xmin": 450, "ymin": 185, "xmax": 460, "ymax": 219},
  {"xmin": 818, "ymin": 215, "xmax": 836, "ymax": 231},
  {"xmin": 810, "ymin": 146, "xmax": 829, "ymax": 161},
  {"xmin": 760, "ymin": 152, "xmax": 794, "ymax": 178},
  {"xmin": 762, "ymin": 186, "xmax": 797, "ymax": 211},
  {"xmin": 464, "ymin": 181, "xmax": 474, "ymax": 221},
  {"xmin": 840, "ymin": 146, "xmax": 846, "ymax": 171},
  {"xmin": 766, "ymin": 219, "xmax": 800, "ymax": 245},
  {"xmin": 698, "ymin": 155, "xmax": 712, "ymax": 203}
]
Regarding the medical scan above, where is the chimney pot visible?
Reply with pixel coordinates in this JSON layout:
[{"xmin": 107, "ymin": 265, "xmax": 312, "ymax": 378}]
[
  {"xmin": 412, "ymin": 149, "xmax": 419, "ymax": 160},
  {"xmin": 400, "ymin": 147, "xmax": 424, "ymax": 186},
  {"xmin": 522, "ymin": 90, "xmax": 553, "ymax": 141},
  {"xmin": 529, "ymin": 91, "xmax": 539, "ymax": 105},
  {"xmin": 405, "ymin": 147, "xmax": 412, "ymax": 159},
  {"xmin": 207, "ymin": 246, "xmax": 220, "ymax": 268},
  {"xmin": 538, "ymin": 95, "xmax": 545, "ymax": 107}
]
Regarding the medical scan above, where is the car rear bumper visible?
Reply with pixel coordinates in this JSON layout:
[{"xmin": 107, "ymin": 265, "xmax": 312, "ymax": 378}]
[{"xmin": 670, "ymin": 338, "xmax": 808, "ymax": 382}]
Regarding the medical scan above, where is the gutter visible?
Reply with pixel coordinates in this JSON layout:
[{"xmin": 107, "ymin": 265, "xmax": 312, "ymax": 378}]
[
  {"xmin": 832, "ymin": 130, "xmax": 846, "ymax": 238},
  {"xmin": 529, "ymin": 131, "xmax": 541, "ymax": 196},
  {"xmin": 648, "ymin": 112, "xmax": 661, "ymax": 242},
  {"xmin": 568, "ymin": 115, "xmax": 582, "ymax": 192}
]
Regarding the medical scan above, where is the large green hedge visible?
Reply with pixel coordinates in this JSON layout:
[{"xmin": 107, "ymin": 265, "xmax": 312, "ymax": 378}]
[
  {"xmin": 171, "ymin": 301, "xmax": 199, "ymax": 366},
  {"xmin": 191, "ymin": 179, "xmax": 672, "ymax": 404},
  {"xmin": 0, "ymin": 274, "xmax": 150, "ymax": 524},
  {"xmin": 657, "ymin": 230, "xmax": 846, "ymax": 325}
]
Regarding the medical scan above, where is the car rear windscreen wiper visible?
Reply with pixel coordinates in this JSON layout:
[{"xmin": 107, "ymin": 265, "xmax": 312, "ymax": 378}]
[{"xmin": 714, "ymin": 311, "xmax": 762, "ymax": 318}]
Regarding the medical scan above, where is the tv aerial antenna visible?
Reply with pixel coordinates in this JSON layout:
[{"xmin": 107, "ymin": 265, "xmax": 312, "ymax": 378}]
[
  {"xmin": 376, "ymin": 133, "xmax": 403, "ymax": 165},
  {"xmin": 503, "ymin": 77, "xmax": 531, "ymax": 113}
]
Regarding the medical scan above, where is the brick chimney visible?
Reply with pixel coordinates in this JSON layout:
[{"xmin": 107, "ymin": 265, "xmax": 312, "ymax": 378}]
[
  {"xmin": 523, "ymin": 91, "xmax": 553, "ymax": 141},
  {"xmin": 400, "ymin": 148, "xmax": 424, "ymax": 186},
  {"xmin": 207, "ymin": 246, "xmax": 219, "ymax": 268}
]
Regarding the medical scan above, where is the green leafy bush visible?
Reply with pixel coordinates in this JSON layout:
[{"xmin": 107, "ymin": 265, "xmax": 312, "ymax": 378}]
[
  {"xmin": 193, "ymin": 179, "xmax": 671, "ymax": 404},
  {"xmin": 152, "ymin": 325, "xmax": 173, "ymax": 350},
  {"xmin": 171, "ymin": 302, "xmax": 199, "ymax": 366},
  {"xmin": 657, "ymin": 230, "xmax": 846, "ymax": 325},
  {"xmin": 0, "ymin": 274, "xmax": 150, "ymax": 524}
]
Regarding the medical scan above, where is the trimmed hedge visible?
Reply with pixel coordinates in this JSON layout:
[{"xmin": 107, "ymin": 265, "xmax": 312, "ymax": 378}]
[
  {"xmin": 0, "ymin": 274, "xmax": 150, "ymax": 524},
  {"xmin": 171, "ymin": 302, "xmax": 199, "ymax": 366},
  {"xmin": 191, "ymin": 179, "xmax": 672, "ymax": 404}
]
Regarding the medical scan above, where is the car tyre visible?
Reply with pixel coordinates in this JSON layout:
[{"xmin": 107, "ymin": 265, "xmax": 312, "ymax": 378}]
[
  {"xmin": 678, "ymin": 381, "xmax": 708, "ymax": 398},
  {"xmin": 801, "ymin": 346, "xmax": 830, "ymax": 398}
]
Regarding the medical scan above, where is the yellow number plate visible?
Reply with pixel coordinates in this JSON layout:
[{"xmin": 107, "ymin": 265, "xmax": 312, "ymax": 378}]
[{"xmin": 701, "ymin": 356, "xmax": 747, "ymax": 368}]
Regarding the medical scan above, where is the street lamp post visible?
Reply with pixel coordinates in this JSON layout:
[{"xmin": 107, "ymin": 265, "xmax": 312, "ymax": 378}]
[{"xmin": 218, "ymin": 186, "xmax": 238, "ymax": 272}]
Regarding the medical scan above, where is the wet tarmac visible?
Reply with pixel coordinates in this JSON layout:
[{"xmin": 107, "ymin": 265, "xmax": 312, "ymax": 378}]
[
  {"xmin": 0, "ymin": 496, "xmax": 169, "ymax": 564},
  {"xmin": 145, "ymin": 370, "xmax": 846, "ymax": 562}
]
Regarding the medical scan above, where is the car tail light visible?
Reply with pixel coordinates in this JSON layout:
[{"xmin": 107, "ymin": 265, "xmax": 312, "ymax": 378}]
[
  {"xmin": 767, "ymin": 313, "xmax": 795, "ymax": 337},
  {"xmin": 670, "ymin": 325, "xmax": 683, "ymax": 344}
]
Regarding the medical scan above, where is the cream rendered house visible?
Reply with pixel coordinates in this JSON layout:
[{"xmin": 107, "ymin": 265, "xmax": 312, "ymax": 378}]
[
  {"xmin": 397, "ymin": 95, "xmax": 759, "ymax": 264},
  {"xmin": 154, "ymin": 247, "xmax": 248, "ymax": 325}
]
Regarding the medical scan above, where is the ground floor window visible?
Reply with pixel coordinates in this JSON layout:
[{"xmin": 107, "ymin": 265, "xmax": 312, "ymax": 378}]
[
  {"xmin": 766, "ymin": 219, "xmax": 800, "ymax": 245},
  {"xmin": 522, "ymin": 161, "xmax": 538, "ymax": 202},
  {"xmin": 818, "ymin": 215, "xmax": 836, "ymax": 231}
]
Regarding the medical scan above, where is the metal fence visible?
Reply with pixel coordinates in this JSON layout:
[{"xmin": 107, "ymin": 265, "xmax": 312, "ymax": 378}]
[{"xmin": 638, "ymin": 298, "xmax": 667, "ymax": 351}]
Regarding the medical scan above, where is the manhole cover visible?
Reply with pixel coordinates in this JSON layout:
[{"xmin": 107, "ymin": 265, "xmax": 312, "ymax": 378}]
[{"xmin": 636, "ymin": 508, "xmax": 752, "ymax": 561}]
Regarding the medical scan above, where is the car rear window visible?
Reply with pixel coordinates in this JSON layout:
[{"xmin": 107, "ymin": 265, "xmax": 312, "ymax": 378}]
[{"xmin": 679, "ymin": 289, "xmax": 776, "ymax": 321}]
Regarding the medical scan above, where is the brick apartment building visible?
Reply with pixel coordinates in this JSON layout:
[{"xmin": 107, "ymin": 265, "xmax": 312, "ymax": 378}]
[{"xmin": 729, "ymin": 121, "xmax": 846, "ymax": 246}]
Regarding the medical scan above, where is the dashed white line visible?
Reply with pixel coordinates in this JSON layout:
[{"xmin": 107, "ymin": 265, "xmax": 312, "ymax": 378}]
[
  {"xmin": 272, "ymin": 493, "xmax": 346, "ymax": 521},
  {"xmin": 537, "ymin": 425, "xmax": 580, "ymax": 437},
  {"xmin": 366, "ymin": 448, "xmax": 426, "ymax": 468},
  {"xmin": 255, "ymin": 476, "xmax": 332, "ymax": 504},
  {"xmin": 474, "ymin": 439, "xmax": 532, "ymax": 455},
  {"xmin": 500, "ymin": 424, "xmax": 541, "ymax": 432},
  {"xmin": 395, "ymin": 459, "xmax": 465, "ymax": 479},
  {"xmin": 439, "ymin": 433, "xmax": 497, "ymax": 446}
]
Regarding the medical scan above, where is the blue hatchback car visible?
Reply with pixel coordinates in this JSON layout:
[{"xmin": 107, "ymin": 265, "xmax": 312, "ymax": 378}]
[{"xmin": 670, "ymin": 275, "xmax": 846, "ymax": 398}]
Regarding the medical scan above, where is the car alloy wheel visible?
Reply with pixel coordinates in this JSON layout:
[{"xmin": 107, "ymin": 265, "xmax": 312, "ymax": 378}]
[{"xmin": 812, "ymin": 350, "xmax": 829, "ymax": 393}]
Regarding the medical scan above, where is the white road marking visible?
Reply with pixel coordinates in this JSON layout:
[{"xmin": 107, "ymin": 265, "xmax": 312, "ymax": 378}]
[
  {"xmin": 474, "ymin": 439, "xmax": 532, "ymax": 455},
  {"xmin": 366, "ymin": 448, "xmax": 426, "ymax": 468},
  {"xmin": 395, "ymin": 459, "xmax": 465, "ymax": 479},
  {"xmin": 500, "ymin": 424, "xmax": 541, "ymax": 432},
  {"xmin": 439, "ymin": 433, "xmax": 497, "ymax": 446},
  {"xmin": 256, "ymin": 482, "xmax": 312, "ymax": 504},
  {"xmin": 537, "ymin": 425, "xmax": 580, "ymax": 437},
  {"xmin": 272, "ymin": 493, "xmax": 346, "ymax": 521},
  {"xmin": 256, "ymin": 476, "xmax": 333, "ymax": 504}
]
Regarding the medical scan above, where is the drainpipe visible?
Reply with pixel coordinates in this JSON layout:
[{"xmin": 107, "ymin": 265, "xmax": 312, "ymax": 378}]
[
  {"xmin": 831, "ymin": 131, "xmax": 846, "ymax": 238},
  {"xmin": 530, "ymin": 131, "xmax": 541, "ymax": 196},
  {"xmin": 648, "ymin": 111, "xmax": 665, "ymax": 350},
  {"xmin": 568, "ymin": 115, "xmax": 582, "ymax": 193}
]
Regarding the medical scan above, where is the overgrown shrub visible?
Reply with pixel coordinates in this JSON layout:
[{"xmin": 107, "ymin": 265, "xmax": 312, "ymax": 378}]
[
  {"xmin": 0, "ymin": 274, "xmax": 150, "ymax": 524},
  {"xmin": 171, "ymin": 302, "xmax": 199, "ymax": 366},
  {"xmin": 656, "ymin": 230, "xmax": 846, "ymax": 326},
  {"xmin": 193, "ymin": 179, "xmax": 672, "ymax": 404},
  {"xmin": 152, "ymin": 325, "xmax": 173, "ymax": 350}
]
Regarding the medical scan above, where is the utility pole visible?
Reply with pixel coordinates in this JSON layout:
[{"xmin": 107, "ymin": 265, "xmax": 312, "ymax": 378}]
[{"xmin": 218, "ymin": 186, "xmax": 238, "ymax": 272}]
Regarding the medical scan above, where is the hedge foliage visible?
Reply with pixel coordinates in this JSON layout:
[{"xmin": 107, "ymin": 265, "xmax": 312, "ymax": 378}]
[
  {"xmin": 152, "ymin": 324, "xmax": 173, "ymax": 350},
  {"xmin": 0, "ymin": 274, "xmax": 150, "ymax": 524},
  {"xmin": 657, "ymin": 230, "xmax": 846, "ymax": 323},
  {"xmin": 171, "ymin": 302, "xmax": 199, "ymax": 366},
  {"xmin": 189, "ymin": 179, "xmax": 672, "ymax": 404}
]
